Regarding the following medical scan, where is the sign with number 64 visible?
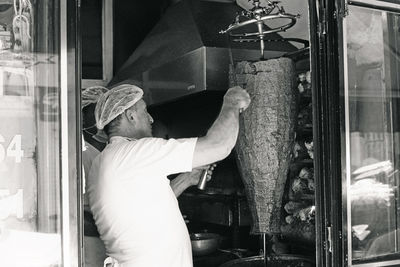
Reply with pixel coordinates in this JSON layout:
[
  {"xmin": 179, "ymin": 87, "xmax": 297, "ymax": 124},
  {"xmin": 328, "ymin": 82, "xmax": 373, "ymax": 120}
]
[{"xmin": 0, "ymin": 134, "xmax": 24, "ymax": 163}]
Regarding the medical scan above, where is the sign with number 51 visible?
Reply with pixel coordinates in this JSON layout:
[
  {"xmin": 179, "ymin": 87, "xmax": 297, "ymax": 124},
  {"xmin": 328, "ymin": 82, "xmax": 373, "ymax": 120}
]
[{"xmin": 0, "ymin": 134, "xmax": 24, "ymax": 163}]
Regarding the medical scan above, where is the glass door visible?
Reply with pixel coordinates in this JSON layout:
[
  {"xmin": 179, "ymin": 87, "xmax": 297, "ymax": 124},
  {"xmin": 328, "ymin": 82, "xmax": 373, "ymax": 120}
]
[
  {"xmin": 343, "ymin": 1, "xmax": 400, "ymax": 266},
  {"xmin": 0, "ymin": 0, "xmax": 81, "ymax": 266}
]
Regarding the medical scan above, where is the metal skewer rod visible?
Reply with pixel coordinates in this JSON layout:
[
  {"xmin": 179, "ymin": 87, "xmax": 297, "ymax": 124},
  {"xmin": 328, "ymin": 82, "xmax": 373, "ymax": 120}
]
[
  {"xmin": 227, "ymin": 34, "xmax": 237, "ymax": 87},
  {"xmin": 257, "ymin": 21, "xmax": 265, "ymax": 59},
  {"xmin": 263, "ymin": 233, "xmax": 268, "ymax": 267}
]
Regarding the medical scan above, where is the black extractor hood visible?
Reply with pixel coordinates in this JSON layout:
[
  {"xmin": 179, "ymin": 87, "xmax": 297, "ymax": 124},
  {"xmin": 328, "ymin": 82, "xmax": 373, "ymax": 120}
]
[{"xmin": 109, "ymin": 0, "xmax": 298, "ymax": 105}]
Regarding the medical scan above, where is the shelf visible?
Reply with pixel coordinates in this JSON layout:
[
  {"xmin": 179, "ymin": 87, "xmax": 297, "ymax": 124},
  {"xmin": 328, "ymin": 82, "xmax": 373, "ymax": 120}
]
[
  {"xmin": 295, "ymin": 128, "xmax": 313, "ymax": 141},
  {"xmin": 288, "ymin": 191, "xmax": 315, "ymax": 202},
  {"xmin": 291, "ymin": 158, "xmax": 314, "ymax": 166},
  {"xmin": 181, "ymin": 188, "xmax": 245, "ymax": 201},
  {"xmin": 298, "ymin": 95, "xmax": 312, "ymax": 108}
]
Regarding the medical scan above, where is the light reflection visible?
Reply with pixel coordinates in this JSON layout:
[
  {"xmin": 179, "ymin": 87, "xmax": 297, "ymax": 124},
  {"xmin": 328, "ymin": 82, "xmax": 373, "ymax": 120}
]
[
  {"xmin": 0, "ymin": 229, "xmax": 61, "ymax": 266},
  {"xmin": 345, "ymin": 5, "xmax": 400, "ymax": 262}
]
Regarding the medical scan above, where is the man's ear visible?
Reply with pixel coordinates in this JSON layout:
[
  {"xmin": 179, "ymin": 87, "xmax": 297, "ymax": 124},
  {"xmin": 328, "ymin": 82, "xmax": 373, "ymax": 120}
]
[{"xmin": 125, "ymin": 109, "xmax": 137, "ymax": 124}]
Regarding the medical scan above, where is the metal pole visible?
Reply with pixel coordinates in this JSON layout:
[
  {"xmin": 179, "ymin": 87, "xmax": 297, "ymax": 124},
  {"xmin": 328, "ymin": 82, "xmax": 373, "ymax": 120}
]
[
  {"xmin": 263, "ymin": 233, "xmax": 268, "ymax": 267},
  {"xmin": 231, "ymin": 197, "xmax": 240, "ymax": 248}
]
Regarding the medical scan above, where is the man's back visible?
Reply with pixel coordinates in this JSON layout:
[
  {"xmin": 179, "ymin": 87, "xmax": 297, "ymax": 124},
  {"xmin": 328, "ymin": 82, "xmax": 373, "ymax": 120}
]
[{"xmin": 87, "ymin": 136, "xmax": 197, "ymax": 267}]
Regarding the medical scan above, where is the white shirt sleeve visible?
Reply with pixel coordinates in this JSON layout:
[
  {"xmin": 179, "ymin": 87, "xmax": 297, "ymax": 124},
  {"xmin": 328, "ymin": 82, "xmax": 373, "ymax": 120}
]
[
  {"xmin": 123, "ymin": 137, "xmax": 197, "ymax": 176},
  {"xmin": 82, "ymin": 141, "xmax": 100, "ymax": 202}
]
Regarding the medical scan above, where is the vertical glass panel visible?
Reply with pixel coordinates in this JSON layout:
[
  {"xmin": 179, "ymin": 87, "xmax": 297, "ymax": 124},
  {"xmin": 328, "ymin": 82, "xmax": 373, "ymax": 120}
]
[
  {"xmin": 345, "ymin": 4, "xmax": 400, "ymax": 264},
  {"xmin": 0, "ymin": 1, "xmax": 63, "ymax": 266}
]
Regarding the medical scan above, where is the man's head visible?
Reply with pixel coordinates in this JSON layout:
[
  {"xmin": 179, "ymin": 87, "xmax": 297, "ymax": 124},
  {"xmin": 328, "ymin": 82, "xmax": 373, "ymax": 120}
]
[
  {"xmin": 82, "ymin": 86, "xmax": 108, "ymax": 134},
  {"xmin": 82, "ymin": 86, "xmax": 109, "ymax": 109},
  {"xmin": 95, "ymin": 84, "xmax": 154, "ymax": 139}
]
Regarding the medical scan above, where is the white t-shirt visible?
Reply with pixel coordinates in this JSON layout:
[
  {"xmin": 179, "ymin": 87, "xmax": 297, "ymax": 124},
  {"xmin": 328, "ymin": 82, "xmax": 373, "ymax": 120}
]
[
  {"xmin": 82, "ymin": 139, "xmax": 101, "ymax": 210},
  {"xmin": 82, "ymin": 140, "xmax": 101, "ymax": 193},
  {"xmin": 87, "ymin": 136, "xmax": 197, "ymax": 267}
]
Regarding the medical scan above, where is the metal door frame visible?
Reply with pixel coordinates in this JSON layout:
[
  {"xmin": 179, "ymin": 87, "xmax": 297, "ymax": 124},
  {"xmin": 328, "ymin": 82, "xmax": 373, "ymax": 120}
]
[
  {"xmin": 309, "ymin": 0, "xmax": 346, "ymax": 266},
  {"xmin": 311, "ymin": 0, "xmax": 400, "ymax": 266},
  {"xmin": 60, "ymin": 0, "xmax": 82, "ymax": 266}
]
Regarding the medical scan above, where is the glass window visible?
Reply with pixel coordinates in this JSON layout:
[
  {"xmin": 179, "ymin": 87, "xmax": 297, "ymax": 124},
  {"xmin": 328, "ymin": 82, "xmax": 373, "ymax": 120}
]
[
  {"xmin": 81, "ymin": 0, "xmax": 113, "ymax": 88},
  {"xmin": 81, "ymin": 0, "xmax": 103, "ymax": 80},
  {"xmin": 344, "ymin": 4, "xmax": 400, "ymax": 265},
  {"xmin": 0, "ymin": 1, "xmax": 72, "ymax": 266}
]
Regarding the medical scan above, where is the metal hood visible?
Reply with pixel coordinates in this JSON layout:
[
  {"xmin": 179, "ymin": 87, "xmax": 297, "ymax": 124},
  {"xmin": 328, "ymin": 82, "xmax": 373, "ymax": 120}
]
[{"xmin": 109, "ymin": 0, "xmax": 298, "ymax": 105}]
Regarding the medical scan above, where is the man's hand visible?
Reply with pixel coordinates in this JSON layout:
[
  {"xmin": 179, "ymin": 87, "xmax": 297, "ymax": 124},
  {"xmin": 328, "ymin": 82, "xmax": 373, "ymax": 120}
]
[
  {"xmin": 223, "ymin": 86, "xmax": 251, "ymax": 112},
  {"xmin": 188, "ymin": 164, "xmax": 217, "ymax": 186},
  {"xmin": 170, "ymin": 164, "xmax": 217, "ymax": 197}
]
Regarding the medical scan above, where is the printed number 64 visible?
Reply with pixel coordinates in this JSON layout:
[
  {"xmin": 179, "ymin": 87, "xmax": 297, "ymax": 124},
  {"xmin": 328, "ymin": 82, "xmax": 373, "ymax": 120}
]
[{"xmin": 0, "ymin": 134, "xmax": 24, "ymax": 163}]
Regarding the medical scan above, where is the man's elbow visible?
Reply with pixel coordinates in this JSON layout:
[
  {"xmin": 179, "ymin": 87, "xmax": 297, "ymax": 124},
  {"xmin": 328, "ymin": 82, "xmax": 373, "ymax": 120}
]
[
  {"xmin": 222, "ymin": 146, "xmax": 234, "ymax": 160},
  {"xmin": 213, "ymin": 139, "xmax": 234, "ymax": 161}
]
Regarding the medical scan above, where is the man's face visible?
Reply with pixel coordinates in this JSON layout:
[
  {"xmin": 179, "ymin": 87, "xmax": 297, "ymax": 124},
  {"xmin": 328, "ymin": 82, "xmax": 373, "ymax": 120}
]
[
  {"xmin": 131, "ymin": 99, "xmax": 154, "ymax": 138},
  {"xmin": 82, "ymin": 104, "xmax": 97, "ymax": 135}
]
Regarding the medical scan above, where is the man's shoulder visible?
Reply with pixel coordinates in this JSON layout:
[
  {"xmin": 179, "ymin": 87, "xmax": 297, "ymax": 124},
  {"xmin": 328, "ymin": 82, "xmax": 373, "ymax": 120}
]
[
  {"xmin": 103, "ymin": 137, "xmax": 196, "ymax": 158},
  {"xmin": 101, "ymin": 137, "xmax": 161, "ymax": 157},
  {"xmin": 136, "ymin": 137, "xmax": 197, "ymax": 149}
]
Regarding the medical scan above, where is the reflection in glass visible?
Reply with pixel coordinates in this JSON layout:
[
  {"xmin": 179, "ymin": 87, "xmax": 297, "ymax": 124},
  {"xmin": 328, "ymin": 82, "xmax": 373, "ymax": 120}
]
[
  {"xmin": 345, "ymin": 5, "xmax": 400, "ymax": 264},
  {"xmin": 0, "ymin": 1, "xmax": 62, "ymax": 266}
]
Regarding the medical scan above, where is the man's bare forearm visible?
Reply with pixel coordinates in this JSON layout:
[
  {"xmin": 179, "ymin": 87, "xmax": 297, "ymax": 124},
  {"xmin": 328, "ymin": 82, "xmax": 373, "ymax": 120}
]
[
  {"xmin": 192, "ymin": 86, "xmax": 250, "ymax": 168},
  {"xmin": 170, "ymin": 173, "xmax": 193, "ymax": 197},
  {"xmin": 192, "ymin": 103, "xmax": 240, "ymax": 168},
  {"xmin": 205, "ymin": 104, "xmax": 240, "ymax": 153}
]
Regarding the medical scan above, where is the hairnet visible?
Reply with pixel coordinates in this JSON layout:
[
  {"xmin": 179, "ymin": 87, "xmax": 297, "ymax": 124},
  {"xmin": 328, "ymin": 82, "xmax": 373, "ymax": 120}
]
[
  {"xmin": 82, "ymin": 86, "xmax": 109, "ymax": 108},
  {"xmin": 95, "ymin": 84, "xmax": 144, "ymax": 130}
]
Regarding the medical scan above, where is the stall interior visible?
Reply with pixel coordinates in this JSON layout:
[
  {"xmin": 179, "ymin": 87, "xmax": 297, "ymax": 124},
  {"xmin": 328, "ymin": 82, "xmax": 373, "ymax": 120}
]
[{"xmin": 81, "ymin": 0, "xmax": 315, "ymax": 266}]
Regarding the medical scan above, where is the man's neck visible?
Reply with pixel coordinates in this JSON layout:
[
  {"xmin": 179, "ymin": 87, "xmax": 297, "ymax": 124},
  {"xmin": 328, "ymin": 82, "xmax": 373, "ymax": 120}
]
[{"xmin": 109, "ymin": 131, "xmax": 142, "ymax": 140}]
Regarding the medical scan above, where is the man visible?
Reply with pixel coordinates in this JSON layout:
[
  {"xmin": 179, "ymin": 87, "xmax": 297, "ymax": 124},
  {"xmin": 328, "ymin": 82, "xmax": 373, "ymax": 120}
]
[
  {"xmin": 82, "ymin": 86, "xmax": 209, "ymax": 267},
  {"xmin": 82, "ymin": 86, "xmax": 109, "ymax": 178},
  {"xmin": 81, "ymin": 86, "xmax": 109, "ymax": 267},
  {"xmin": 86, "ymin": 83, "xmax": 251, "ymax": 267}
]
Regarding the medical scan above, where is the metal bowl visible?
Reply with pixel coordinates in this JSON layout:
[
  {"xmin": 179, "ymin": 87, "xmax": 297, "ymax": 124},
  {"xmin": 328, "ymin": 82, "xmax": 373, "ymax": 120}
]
[{"xmin": 190, "ymin": 233, "xmax": 221, "ymax": 256}]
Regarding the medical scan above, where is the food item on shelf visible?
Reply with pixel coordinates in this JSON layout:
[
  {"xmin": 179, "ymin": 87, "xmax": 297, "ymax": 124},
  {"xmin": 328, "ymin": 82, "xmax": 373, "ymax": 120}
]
[
  {"xmin": 297, "ymin": 206, "xmax": 315, "ymax": 222},
  {"xmin": 235, "ymin": 58, "xmax": 296, "ymax": 234},
  {"xmin": 293, "ymin": 141, "xmax": 311, "ymax": 160},
  {"xmin": 298, "ymin": 82, "xmax": 311, "ymax": 95},
  {"xmin": 293, "ymin": 142, "xmax": 302, "ymax": 158},
  {"xmin": 298, "ymin": 73, "xmax": 306, "ymax": 82},
  {"xmin": 307, "ymin": 178, "xmax": 315, "ymax": 191},
  {"xmin": 297, "ymin": 71, "xmax": 312, "ymax": 95},
  {"xmin": 283, "ymin": 205, "xmax": 315, "ymax": 224},
  {"xmin": 284, "ymin": 201, "xmax": 308, "ymax": 214},
  {"xmin": 292, "ymin": 177, "xmax": 315, "ymax": 195},
  {"xmin": 298, "ymin": 167, "xmax": 313, "ymax": 179},
  {"xmin": 297, "ymin": 83, "xmax": 305, "ymax": 93},
  {"xmin": 292, "ymin": 178, "xmax": 309, "ymax": 194},
  {"xmin": 288, "ymin": 186, "xmax": 315, "ymax": 201},
  {"xmin": 298, "ymin": 103, "xmax": 313, "ymax": 128},
  {"xmin": 304, "ymin": 141, "xmax": 313, "ymax": 159},
  {"xmin": 285, "ymin": 215, "xmax": 295, "ymax": 224},
  {"xmin": 305, "ymin": 71, "xmax": 311, "ymax": 83}
]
